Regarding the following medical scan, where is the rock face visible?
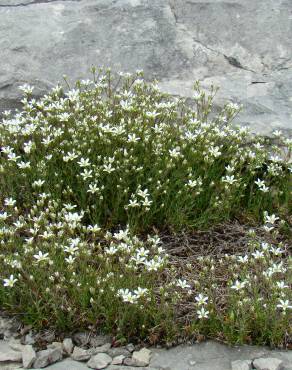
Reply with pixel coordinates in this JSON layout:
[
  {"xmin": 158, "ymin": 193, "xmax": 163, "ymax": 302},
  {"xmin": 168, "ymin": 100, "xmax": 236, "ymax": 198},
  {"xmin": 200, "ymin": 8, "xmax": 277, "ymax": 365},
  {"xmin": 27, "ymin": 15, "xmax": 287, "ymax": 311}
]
[
  {"xmin": 0, "ymin": 0, "xmax": 291, "ymax": 135},
  {"xmin": 253, "ymin": 357, "xmax": 284, "ymax": 370},
  {"xmin": 22, "ymin": 344, "xmax": 37, "ymax": 369},
  {"xmin": 33, "ymin": 348, "xmax": 62, "ymax": 368},
  {"xmin": 231, "ymin": 359, "xmax": 252, "ymax": 370},
  {"xmin": 87, "ymin": 353, "xmax": 112, "ymax": 369}
]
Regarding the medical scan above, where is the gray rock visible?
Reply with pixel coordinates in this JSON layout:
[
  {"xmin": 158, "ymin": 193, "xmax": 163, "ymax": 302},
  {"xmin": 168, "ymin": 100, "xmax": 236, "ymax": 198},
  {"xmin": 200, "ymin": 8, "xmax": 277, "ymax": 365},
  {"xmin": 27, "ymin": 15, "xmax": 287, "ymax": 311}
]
[
  {"xmin": 90, "ymin": 343, "xmax": 111, "ymax": 355},
  {"xmin": 23, "ymin": 332, "xmax": 36, "ymax": 345},
  {"xmin": 33, "ymin": 348, "xmax": 62, "ymax": 369},
  {"xmin": 89, "ymin": 335, "xmax": 112, "ymax": 348},
  {"xmin": 0, "ymin": 349, "xmax": 22, "ymax": 363},
  {"xmin": 0, "ymin": 317, "xmax": 19, "ymax": 341},
  {"xmin": 123, "ymin": 357, "xmax": 138, "ymax": 366},
  {"xmin": 108, "ymin": 347, "xmax": 131, "ymax": 358},
  {"xmin": 62, "ymin": 338, "xmax": 74, "ymax": 355},
  {"xmin": 32, "ymin": 358, "xmax": 89, "ymax": 370},
  {"xmin": 126, "ymin": 343, "xmax": 136, "ymax": 353},
  {"xmin": 72, "ymin": 332, "xmax": 89, "ymax": 347},
  {"xmin": 231, "ymin": 359, "xmax": 252, "ymax": 370},
  {"xmin": 131, "ymin": 348, "xmax": 151, "ymax": 367},
  {"xmin": 22, "ymin": 345, "xmax": 36, "ymax": 369},
  {"xmin": 71, "ymin": 347, "xmax": 91, "ymax": 362},
  {"xmin": 150, "ymin": 341, "xmax": 270, "ymax": 370},
  {"xmin": 8, "ymin": 338, "xmax": 23, "ymax": 352},
  {"xmin": 0, "ymin": 341, "xmax": 22, "ymax": 362},
  {"xmin": 111, "ymin": 355, "xmax": 125, "ymax": 365},
  {"xmin": 47, "ymin": 342, "xmax": 63, "ymax": 353},
  {"xmin": 0, "ymin": 364, "xmax": 21, "ymax": 370},
  {"xmin": 106, "ymin": 367, "xmax": 159, "ymax": 370},
  {"xmin": 87, "ymin": 353, "xmax": 112, "ymax": 369},
  {"xmin": 253, "ymin": 358, "xmax": 284, "ymax": 370},
  {"xmin": 1, "ymin": 0, "xmax": 292, "ymax": 135}
]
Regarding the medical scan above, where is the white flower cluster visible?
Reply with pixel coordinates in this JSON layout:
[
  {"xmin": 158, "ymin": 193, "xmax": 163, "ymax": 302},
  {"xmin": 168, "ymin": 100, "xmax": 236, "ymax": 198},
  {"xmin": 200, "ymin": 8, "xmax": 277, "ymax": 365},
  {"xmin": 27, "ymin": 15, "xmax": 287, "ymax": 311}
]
[{"xmin": 0, "ymin": 69, "xmax": 289, "ymax": 232}]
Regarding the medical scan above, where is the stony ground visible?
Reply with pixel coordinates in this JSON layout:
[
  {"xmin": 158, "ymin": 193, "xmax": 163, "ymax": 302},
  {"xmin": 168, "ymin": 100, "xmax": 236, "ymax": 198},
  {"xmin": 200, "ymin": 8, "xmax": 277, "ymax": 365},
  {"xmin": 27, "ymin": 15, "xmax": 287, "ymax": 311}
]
[
  {"xmin": 0, "ymin": 0, "xmax": 292, "ymax": 135},
  {"xmin": 1, "ymin": 338, "xmax": 292, "ymax": 370},
  {"xmin": 0, "ymin": 316, "xmax": 292, "ymax": 370}
]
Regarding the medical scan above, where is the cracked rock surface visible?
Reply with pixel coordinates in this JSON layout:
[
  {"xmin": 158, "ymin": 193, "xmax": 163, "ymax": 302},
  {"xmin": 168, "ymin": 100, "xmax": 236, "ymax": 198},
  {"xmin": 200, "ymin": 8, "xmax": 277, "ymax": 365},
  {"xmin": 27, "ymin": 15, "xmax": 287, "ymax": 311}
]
[{"xmin": 0, "ymin": 0, "xmax": 291, "ymax": 135}]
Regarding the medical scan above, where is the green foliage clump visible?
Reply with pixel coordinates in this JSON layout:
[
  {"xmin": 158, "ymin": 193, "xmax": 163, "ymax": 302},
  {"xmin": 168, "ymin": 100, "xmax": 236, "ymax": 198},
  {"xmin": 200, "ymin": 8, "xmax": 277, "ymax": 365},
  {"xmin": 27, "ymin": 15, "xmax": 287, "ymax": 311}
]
[
  {"xmin": 0, "ymin": 68, "xmax": 291, "ymax": 347},
  {"xmin": 0, "ymin": 68, "xmax": 291, "ymax": 231}
]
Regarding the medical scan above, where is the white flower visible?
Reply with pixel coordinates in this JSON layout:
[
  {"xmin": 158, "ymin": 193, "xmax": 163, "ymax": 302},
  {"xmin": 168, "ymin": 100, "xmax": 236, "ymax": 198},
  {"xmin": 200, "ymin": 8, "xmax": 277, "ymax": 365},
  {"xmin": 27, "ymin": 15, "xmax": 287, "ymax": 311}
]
[
  {"xmin": 144, "ymin": 258, "xmax": 164, "ymax": 271},
  {"xmin": 105, "ymin": 245, "xmax": 118, "ymax": 255},
  {"xmin": 261, "ymin": 242, "xmax": 270, "ymax": 251},
  {"xmin": 19, "ymin": 84, "xmax": 34, "ymax": 94},
  {"xmin": 4, "ymin": 198, "xmax": 16, "ymax": 207},
  {"xmin": 137, "ymin": 247, "xmax": 149, "ymax": 258},
  {"xmin": 277, "ymin": 299, "xmax": 292, "ymax": 312},
  {"xmin": 227, "ymin": 102, "xmax": 240, "ymax": 111},
  {"xmin": 63, "ymin": 203, "xmax": 77, "ymax": 211},
  {"xmin": 87, "ymin": 183, "xmax": 99, "ymax": 194},
  {"xmin": 117, "ymin": 289, "xmax": 137, "ymax": 304},
  {"xmin": 259, "ymin": 184, "xmax": 269, "ymax": 193},
  {"xmin": 32, "ymin": 180, "xmax": 45, "ymax": 188},
  {"xmin": 169, "ymin": 147, "xmax": 181, "ymax": 159},
  {"xmin": 63, "ymin": 151, "xmax": 78, "ymax": 162},
  {"xmin": 65, "ymin": 255, "xmax": 76, "ymax": 264},
  {"xmin": 176, "ymin": 279, "xmax": 191, "ymax": 289},
  {"xmin": 197, "ymin": 307, "xmax": 209, "ymax": 319},
  {"xmin": 222, "ymin": 175, "xmax": 237, "ymax": 185},
  {"xmin": 225, "ymin": 165, "xmax": 235, "ymax": 173},
  {"xmin": 127, "ymin": 199, "xmax": 139, "ymax": 208},
  {"xmin": 7, "ymin": 152, "xmax": 20, "ymax": 162},
  {"xmin": 231, "ymin": 280, "xmax": 247, "ymax": 291},
  {"xmin": 87, "ymin": 224, "xmax": 101, "ymax": 233},
  {"xmin": 33, "ymin": 251, "xmax": 49, "ymax": 263},
  {"xmin": 134, "ymin": 287, "xmax": 148, "ymax": 298},
  {"xmin": 3, "ymin": 274, "xmax": 18, "ymax": 288},
  {"xmin": 17, "ymin": 161, "xmax": 31, "ymax": 169},
  {"xmin": 263, "ymin": 225, "xmax": 274, "ymax": 232},
  {"xmin": 255, "ymin": 178, "xmax": 265, "ymax": 188},
  {"xmin": 0, "ymin": 212, "xmax": 9, "ymax": 220},
  {"xmin": 252, "ymin": 250, "xmax": 264, "ymax": 259},
  {"xmin": 270, "ymin": 246, "xmax": 283, "ymax": 256},
  {"xmin": 276, "ymin": 281, "xmax": 289, "ymax": 290},
  {"xmin": 23, "ymin": 141, "xmax": 34, "ymax": 154},
  {"xmin": 209, "ymin": 146, "xmax": 221, "ymax": 158},
  {"xmin": 113, "ymin": 228, "xmax": 129, "ymax": 241},
  {"xmin": 103, "ymin": 163, "xmax": 115, "ymax": 173},
  {"xmin": 77, "ymin": 158, "xmax": 91, "ymax": 167},
  {"xmin": 127, "ymin": 134, "xmax": 140, "ymax": 143},
  {"xmin": 141, "ymin": 197, "xmax": 152, "ymax": 207},
  {"xmin": 187, "ymin": 179, "xmax": 197, "ymax": 188},
  {"xmin": 145, "ymin": 111, "xmax": 159, "ymax": 119},
  {"xmin": 80, "ymin": 169, "xmax": 93, "ymax": 181},
  {"xmin": 120, "ymin": 100, "xmax": 133, "ymax": 111},
  {"xmin": 64, "ymin": 244, "xmax": 79, "ymax": 255},
  {"xmin": 264, "ymin": 213, "xmax": 279, "ymax": 225},
  {"xmin": 137, "ymin": 188, "xmax": 149, "ymax": 198},
  {"xmin": 58, "ymin": 112, "xmax": 70, "ymax": 121},
  {"xmin": 273, "ymin": 130, "xmax": 282, "ymax": 137},
  {"xmin": 237, "ymin": 255, "xmax": 248, "ymax": 263},
  {"xmin": 66, "ymin": 89, "xmax": 80, "ymax": 102},
  {"xmin": 195, "ymin": 293, "xmax": 208, "ymax": 306},
  {"xmin": 64, "ymin": 212, "xmax": 83, "ymax": 225}
]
